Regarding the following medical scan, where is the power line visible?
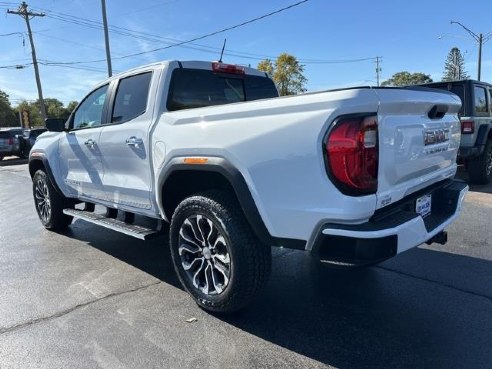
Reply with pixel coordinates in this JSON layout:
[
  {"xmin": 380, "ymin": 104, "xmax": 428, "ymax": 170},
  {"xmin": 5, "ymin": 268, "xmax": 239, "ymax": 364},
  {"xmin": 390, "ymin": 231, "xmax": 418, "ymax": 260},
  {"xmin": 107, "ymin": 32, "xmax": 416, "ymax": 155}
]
[
  {"xmin": 0, "ymin": 31, "xmax": 24, "ymax": 36},
  {"xmin": 39, "ymin": 0, "xmax": 310, "ymax": 64},
  {"xmin": 0, "ymin": 62, "xmax": 32, "ymax": 69},
  {"xmin": 37, "ymin": 2, "xmax": 379, "ymax": 66}
]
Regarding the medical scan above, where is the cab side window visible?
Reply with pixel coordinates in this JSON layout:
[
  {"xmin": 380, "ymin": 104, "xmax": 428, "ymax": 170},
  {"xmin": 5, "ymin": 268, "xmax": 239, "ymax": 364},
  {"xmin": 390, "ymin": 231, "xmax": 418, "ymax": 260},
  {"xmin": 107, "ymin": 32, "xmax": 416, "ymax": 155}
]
[
  {"xmin": 489, "ymin": 89, "xmax": 492, "ymax": 114},
  {"xmin": 474, "ymin": 86, "xmax": 488, "ymax": 115},
  {"xmin": 73, "ymin": 85, "xmax": 109, "ymax": 129},
  {"xmin": 111, "ymin": 72, "xmax": 152, "ymax": 123}
]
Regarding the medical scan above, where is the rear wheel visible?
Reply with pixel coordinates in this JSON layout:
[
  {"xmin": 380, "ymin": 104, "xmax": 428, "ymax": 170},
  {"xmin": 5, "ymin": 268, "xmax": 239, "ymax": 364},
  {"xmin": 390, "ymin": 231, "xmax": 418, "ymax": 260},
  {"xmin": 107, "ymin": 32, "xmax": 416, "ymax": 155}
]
[
  {"xmin": 32, "ymin": 169, "xmax": 73, "ymax": 230},
  {"xmin": 468, "ymin": 140, "xmax": 492, "ymax": 185},
  {"xmin": 169, "ymin": 190, "xmax": 271, "ymax": 314}
]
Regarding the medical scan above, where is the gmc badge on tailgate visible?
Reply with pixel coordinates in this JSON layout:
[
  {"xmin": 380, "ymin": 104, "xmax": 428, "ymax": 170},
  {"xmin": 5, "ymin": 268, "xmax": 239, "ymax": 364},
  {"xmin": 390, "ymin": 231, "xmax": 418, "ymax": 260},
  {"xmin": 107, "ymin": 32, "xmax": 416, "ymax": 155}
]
[{"xmin": 424, "ymin": 128, "xmax": 450, "ymax": 146}]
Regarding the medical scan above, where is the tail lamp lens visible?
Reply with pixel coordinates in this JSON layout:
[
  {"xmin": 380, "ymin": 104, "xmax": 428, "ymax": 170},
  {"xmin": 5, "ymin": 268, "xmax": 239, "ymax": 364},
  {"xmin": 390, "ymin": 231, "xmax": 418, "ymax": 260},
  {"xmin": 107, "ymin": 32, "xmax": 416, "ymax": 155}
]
[
  {"xmin": 325, "ymin": 115, "xmax": 378, "ymax": 194},
  {"xmin": 461, "ymin": 120, "xmax": 474, "ymax": 134}
]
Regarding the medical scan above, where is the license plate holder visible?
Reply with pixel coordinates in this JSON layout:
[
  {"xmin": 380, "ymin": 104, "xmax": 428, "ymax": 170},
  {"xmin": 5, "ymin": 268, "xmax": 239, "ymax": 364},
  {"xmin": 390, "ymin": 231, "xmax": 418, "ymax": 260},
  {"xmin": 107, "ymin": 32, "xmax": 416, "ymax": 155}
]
[{"xmin": 416, "ymin": 194, "xmax": 432, "ymax": 218}]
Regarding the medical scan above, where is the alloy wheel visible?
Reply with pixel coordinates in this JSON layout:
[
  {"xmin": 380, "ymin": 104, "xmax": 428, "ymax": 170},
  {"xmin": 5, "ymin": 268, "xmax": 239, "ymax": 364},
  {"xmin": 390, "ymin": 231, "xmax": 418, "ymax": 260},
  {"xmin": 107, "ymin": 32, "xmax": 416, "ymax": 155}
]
[
  {"xmin": 35, "ymin": 178, "xmax": 51, "ymax": 223},
  {"xmin": 178, "ymin": 214, "xmax": 231, "ymax": 295}
]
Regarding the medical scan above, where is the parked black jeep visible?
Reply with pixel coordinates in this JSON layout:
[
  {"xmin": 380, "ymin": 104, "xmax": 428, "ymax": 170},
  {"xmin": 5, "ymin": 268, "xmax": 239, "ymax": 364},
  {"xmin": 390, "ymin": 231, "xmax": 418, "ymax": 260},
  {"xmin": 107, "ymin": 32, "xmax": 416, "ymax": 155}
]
[{"xmin": 421, "ymin": 80, "xmax": 492, "ymax": 184}]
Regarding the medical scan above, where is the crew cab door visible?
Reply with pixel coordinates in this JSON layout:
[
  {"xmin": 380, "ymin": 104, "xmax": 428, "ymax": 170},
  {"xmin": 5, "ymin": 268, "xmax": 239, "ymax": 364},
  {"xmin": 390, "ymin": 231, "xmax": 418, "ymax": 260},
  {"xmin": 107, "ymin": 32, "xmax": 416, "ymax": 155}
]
[
  {"xmin": 98, "ymin": 71, "xmax": 155, "ymax": 211},
  {"xmin": 58, "ymin": 84, "xmax": 110, "ymax": 201}
]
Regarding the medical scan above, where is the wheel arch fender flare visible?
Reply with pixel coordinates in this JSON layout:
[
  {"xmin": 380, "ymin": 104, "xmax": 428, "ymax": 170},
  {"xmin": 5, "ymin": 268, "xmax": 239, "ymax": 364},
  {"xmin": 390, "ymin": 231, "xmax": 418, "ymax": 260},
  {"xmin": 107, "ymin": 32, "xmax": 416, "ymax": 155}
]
[
  {"xmin": 29, "ymin": 153, "xmax": 64, "ymax": 196},
  {"xmin": 475, "ymin": 124, "xmax": 492, "ymax": 147},
  {"xmin": 157, "ymin": 156, "xmax": 275, "ymax": 246}
]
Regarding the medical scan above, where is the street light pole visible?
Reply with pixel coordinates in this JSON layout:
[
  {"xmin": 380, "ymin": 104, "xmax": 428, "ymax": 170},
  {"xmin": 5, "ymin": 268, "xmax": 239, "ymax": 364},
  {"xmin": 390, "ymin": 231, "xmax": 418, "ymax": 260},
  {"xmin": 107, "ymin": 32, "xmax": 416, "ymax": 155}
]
[{"xmin": 450, "ymin": 21, "xmax": 491, "ymax": 81}]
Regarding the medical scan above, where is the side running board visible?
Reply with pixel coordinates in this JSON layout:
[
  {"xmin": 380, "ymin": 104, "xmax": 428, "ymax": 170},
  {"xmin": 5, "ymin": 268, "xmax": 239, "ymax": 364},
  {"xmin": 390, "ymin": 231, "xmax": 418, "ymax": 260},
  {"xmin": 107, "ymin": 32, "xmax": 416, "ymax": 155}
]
[{"xmin": 63, "ymin": 209, "xmax": 159, "ymax": 240}]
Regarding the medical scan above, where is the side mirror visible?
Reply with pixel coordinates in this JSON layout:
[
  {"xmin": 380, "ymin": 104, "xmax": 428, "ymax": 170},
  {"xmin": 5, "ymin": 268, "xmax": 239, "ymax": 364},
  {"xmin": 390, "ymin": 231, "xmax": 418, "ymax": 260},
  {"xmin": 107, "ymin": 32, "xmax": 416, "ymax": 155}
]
[{"xmin": 45, "ymin": 118, "xmax": 66, "ymax": 132}]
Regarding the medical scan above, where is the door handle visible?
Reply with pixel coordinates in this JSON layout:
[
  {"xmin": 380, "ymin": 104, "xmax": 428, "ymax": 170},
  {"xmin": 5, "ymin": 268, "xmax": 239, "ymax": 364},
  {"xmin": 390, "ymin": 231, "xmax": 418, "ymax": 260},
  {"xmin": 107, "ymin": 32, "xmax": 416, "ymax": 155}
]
[
  {"xmin": 84, "ymin": 139, "xmax": 96, "ymax": 148},
  {"xmin": 126, "ymin": 136, "xmax": 143, "ymax": 147}
]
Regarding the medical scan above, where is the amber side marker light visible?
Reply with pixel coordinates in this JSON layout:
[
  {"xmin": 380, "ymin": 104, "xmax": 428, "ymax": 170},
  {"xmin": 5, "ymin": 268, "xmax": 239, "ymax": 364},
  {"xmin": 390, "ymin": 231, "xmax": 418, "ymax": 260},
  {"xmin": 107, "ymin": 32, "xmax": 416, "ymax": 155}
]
[{"xmin": 183, "ymin": 157, "xmax": 208, "ymax": 164}]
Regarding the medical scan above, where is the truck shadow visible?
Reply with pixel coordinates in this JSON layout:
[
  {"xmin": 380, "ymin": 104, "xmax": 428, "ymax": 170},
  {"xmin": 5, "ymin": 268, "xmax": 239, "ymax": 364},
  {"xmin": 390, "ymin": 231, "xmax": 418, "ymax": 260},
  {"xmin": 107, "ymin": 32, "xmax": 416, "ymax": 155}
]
[
  {"xmin": 62, "ymin": 219, "xmax": 182, "ymax": 290},
  {"xmin": 455, "ymin": 166, "xmax": 492, "ymax": 194},
  {"xmin": 220, "ymin": 247, "xmax": 492, "ymax": 368},
  {"xmin": 63, "ymin": 220, "xmax": 492, "ymax": 369}
]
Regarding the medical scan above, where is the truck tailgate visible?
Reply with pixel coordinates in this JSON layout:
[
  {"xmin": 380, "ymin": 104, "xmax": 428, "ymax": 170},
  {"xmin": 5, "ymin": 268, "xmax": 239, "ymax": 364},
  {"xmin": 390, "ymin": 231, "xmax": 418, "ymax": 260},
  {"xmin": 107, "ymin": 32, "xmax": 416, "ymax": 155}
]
[{"xmin": 373, "ymin": 87, "xmax": 462, "ymax": 209}]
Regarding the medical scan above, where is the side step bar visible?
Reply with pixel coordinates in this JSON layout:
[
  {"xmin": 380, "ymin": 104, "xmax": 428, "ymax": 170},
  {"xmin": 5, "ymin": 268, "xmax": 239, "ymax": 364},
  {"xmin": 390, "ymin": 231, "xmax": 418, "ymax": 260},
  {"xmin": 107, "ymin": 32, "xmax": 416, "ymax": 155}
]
[{"xmin": 63, "ymin": 209, "xmax": 159, "ymax": 240}]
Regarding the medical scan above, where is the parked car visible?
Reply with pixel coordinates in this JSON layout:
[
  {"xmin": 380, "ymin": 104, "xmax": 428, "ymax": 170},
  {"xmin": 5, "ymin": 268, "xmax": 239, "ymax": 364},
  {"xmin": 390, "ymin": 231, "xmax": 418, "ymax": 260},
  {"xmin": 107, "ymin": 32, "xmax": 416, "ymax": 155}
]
[
  {"xmin": 420, "ymin": 80, "xmax": 492, "ymax": 184},
  {"xmin": 29, "ymin": 60, "xmax": 468, "ymax": 313},
  {"xmin": 0, "ymin": 128, "xmax": 28, "ymax": 160},
  {"xmin": 23, "ymin": 128, "xmax": 48, "ymax": 150}
]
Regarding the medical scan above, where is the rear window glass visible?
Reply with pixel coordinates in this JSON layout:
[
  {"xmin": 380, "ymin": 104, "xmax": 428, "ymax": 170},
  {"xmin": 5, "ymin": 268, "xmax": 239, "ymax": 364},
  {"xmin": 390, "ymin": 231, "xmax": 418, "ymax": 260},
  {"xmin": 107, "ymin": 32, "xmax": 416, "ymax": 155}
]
[
  {"xmin": 449, "ymin": 85, "xmax": 465, "ymax": 114},
  {"xmin": 167, "ymin": 68, "xmax": 277, "ymax": 111},
  {"xmin": 474, "ymin": 86, "xmax": 488, "ymax": 114},
  {"xmin": 428, "ymin": 83, "xmax": 465, "ymax": 115},
  {"xmin": 0, "ymin": 132, "xmax": 10, "ymax": 139}
]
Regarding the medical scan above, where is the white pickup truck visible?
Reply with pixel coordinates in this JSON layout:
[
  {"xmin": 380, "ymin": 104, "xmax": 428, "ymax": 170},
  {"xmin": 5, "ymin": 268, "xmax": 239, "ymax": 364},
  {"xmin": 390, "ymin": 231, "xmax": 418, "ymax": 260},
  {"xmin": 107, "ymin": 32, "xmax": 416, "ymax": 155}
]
[{"xmin": 30, "ymin": 60, "xmax": 468, "ymax": 313}]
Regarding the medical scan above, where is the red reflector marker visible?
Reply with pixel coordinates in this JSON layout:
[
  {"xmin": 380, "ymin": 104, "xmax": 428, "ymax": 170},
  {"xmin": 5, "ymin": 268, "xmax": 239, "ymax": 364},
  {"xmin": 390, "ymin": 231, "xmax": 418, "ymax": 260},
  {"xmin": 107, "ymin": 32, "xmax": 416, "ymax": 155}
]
[{"xmin": 212, "ymin": 62, "xmax": 245, "ymax": 75}]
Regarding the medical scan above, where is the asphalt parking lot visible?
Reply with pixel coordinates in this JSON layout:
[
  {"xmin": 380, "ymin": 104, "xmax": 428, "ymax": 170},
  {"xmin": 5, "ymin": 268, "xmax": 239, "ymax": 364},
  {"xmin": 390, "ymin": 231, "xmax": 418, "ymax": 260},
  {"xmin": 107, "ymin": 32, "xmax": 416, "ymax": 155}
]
[{"xmin": 0, "ymin": 157, "xmax": 491, "ymax": 369}]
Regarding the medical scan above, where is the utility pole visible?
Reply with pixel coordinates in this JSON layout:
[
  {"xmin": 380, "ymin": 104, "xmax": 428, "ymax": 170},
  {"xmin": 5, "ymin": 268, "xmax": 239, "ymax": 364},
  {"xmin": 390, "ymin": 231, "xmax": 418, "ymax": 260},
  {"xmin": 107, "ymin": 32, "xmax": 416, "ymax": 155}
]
[
  {"xmin": 7, "ymin": 2, "xmax": 47, "ymax": 120},
  {"xmin": 450, "ymin": 21, "xmax": 492, "ymax": 81},
  {"xmin": 375, "ymin": 56, "xmax": 382, "ymax": 87},
  {"xmin": 478, "ymin": 33, "xmax": 483, "ymax": 81},
  {"xmin": 100, "ymin": 0, "xmax": 112, "ymax": 77}
]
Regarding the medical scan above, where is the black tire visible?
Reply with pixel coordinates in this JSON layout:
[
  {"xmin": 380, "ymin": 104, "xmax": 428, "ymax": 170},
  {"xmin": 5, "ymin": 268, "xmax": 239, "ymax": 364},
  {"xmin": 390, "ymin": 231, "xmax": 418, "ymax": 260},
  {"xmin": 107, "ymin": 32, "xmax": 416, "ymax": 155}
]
[
  {"xmin": 169, "ymin": 190, "xmax": 271, "ymax": 314},
  {"xmin": 467, "ymin": 140, "xmax": 492, "ymax": 185},
  {"xmin": 18, "ymin": 150, "xmax": 29, "ymax": 159},
  {"xmin": 32, "ymin": 169, "xmax": 73, "ymax": 230}
]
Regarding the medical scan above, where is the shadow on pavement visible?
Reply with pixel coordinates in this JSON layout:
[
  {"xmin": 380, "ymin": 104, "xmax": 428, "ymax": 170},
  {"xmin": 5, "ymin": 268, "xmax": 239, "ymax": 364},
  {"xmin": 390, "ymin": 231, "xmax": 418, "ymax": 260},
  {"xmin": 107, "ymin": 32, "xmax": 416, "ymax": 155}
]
[
  {"xmin": 57, "ymin": 219, "xmax": 492, "ymax": 368},
  {"xmin": 221, "ymin": 248, "xmax": 492, "ymax": 368},
  {"xmin": 61, "ymin": 219, "xmax": 182, "ymax": 290},
  {"xmin": 0, "ymin": 157, "xmax": 28, "ymax": 167},
  {"xmin": 455, "ymin": 166, "xmax": 492, "ymax": 194}
]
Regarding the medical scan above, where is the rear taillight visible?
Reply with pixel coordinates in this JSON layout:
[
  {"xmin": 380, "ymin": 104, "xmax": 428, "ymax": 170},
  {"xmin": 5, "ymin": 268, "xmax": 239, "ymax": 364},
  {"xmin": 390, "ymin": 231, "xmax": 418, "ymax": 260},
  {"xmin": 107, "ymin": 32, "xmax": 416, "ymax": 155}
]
[
  {"xmin": 461, "ymin": 120, "xmax": 474, "ymax": 134},
  {"xmin": 324, "ymin": 115, "xmax": 378, "ymax": 195},
  {"xmin": 7, "ymin": 138, "xmax": 13, "ymax": 145}
]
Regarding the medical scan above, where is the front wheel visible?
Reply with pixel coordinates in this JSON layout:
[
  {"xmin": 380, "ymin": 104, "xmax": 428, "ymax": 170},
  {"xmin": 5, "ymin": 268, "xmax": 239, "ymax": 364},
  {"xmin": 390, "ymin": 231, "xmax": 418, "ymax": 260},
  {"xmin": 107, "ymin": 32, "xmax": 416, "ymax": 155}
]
[
  {"xmin": 169, "ymin": 191, "xmax": 271, "ymax": 314},
  {"xmin": 32, "ymin": 169, "xmax": 73, "ymax": 230},
  {"xmin": 467, "ymin": 140, "xmax": 492, "ymax": 185}
]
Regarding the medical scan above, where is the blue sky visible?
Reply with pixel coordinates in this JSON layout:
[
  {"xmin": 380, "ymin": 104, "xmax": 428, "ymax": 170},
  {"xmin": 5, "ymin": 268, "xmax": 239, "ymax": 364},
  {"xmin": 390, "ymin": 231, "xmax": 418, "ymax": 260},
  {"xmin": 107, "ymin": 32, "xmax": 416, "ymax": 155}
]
[{"xmin": 1, "ymin": 0, "xmax": 492, "ymax": 106}]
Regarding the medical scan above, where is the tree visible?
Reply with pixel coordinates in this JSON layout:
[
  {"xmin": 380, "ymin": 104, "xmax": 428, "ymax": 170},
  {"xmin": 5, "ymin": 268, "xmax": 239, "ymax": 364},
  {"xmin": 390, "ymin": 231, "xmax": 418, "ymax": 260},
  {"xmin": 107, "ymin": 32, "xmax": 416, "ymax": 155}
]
[
  {"xmin": 14, "ymin": 100, "xmax": 43, "ymax": 127},
  {"xmin": 0, "ymin": 90, "xmax": 18, "ymax": 127},
  {"xmin": 442, "ymin": 47, "xmax": 470, "ymax": 81},
  {"xmin": 40, "ymin": 98, "xmax": 66, "ymax": 119},
  {"xmin": 258, "ymin": 53, "xmax": 307, "ymax": 95},
  {"xmin": 381, "ymin": 71, "xmax": 433, "ymax": 86},
  {"xmin": 66, "ymin": 101, "xmax": 78, "ymax": 115},
  {"xmin": 13, "ymin": 98, "xmax": 79, "ymax": 127}
]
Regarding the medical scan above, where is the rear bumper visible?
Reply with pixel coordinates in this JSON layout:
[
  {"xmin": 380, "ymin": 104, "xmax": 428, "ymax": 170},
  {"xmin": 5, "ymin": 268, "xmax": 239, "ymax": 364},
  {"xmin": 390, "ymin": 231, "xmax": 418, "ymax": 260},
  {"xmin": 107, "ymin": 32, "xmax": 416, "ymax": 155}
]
[
  {"xmin": 0, "ymin": 148, "xmax": 17, "ymax": 156},
  {"xmin": 311, "ymin": 179, "xmax": 468, "ymax": 266}
]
